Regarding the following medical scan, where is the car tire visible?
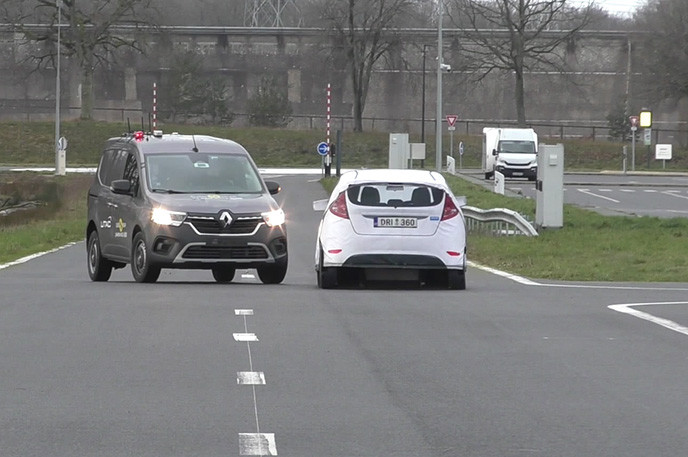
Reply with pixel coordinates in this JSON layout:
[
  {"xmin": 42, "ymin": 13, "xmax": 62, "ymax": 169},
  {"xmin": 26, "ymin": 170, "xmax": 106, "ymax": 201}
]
[
  {"xmin": 212, "ymin": 266, "xmax": 236, "ymax": 283},
  {"xmin": 257, "ymin": 256, "xmax": 288, "ymax": 284},
  {"xmin": 131, "ymin": 232, "xmax": 161, "ymax": 283},
  {"xmin": 485, "ymin": 171, "xmax": 493, "ymax": 180},
  {"xmin": 447, "ymin": 269, "xmax": 466, "ymax": 290},
  {"xmin": 87, "ymin": 230, "xmax": 113, "ymax": 282},
  {"xmin": 317, "ymin": 248, "xmax": 337, "ymax": 289}
]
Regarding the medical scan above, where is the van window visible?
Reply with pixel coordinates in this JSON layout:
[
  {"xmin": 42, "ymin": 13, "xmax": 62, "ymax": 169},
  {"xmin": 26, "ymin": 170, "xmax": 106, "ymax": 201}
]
[
  {"xmin": 146, "ymin": 153, "xmax": 263, "ymax": 194},
  {"xmin": 498, "ymin": 141, "xmax": 536, "ymax": 154}
]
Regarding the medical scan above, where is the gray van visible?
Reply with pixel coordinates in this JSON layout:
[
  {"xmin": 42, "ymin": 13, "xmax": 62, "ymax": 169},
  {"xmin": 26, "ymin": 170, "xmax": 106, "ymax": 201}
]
[{"xmin": 86, "ymin": 131, "xmax": 287, "ymax": 283}]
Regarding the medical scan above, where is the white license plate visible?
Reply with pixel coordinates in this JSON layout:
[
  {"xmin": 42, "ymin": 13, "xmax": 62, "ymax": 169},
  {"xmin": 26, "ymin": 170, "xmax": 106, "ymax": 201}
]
[
  {"xmin": 512, "ymin": 171, "xmax": 524, "ymax": 176},
  {"xmin": 374, "ymin": 217, "xmax": 417, "ymax": 228}
]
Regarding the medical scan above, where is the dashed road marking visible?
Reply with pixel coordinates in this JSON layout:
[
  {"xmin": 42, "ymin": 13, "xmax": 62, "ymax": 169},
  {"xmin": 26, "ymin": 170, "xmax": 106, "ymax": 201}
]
[
  {"xmin": 239, "ymin": 433, "xmax": 277, "ymax": 455},
  {"xmin": 577, "ymin": 188, "xmax": 620, "ymax": 203},
  {"xmin": 235, "ymin": 309, "xmax": 276, "ymax": 456},
  {"xmin": 237, "ymin": 371, "xmax": 266, "ymax": 385}
]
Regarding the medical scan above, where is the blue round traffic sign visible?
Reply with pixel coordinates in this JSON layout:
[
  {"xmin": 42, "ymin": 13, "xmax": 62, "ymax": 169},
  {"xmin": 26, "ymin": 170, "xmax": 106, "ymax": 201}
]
[{"xmin": 317, "ymin": 142, "xmax": 329, "ymax": 156}]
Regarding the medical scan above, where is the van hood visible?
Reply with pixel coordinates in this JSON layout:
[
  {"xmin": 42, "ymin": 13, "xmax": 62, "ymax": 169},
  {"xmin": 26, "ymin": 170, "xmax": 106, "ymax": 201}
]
[
  {"xmin": 147, "ymin": 192, "xmax": 278, "ymax": 214},
  {"xmin": 497, "ymin": 152, "xmax": 537, "ymax": 165}
]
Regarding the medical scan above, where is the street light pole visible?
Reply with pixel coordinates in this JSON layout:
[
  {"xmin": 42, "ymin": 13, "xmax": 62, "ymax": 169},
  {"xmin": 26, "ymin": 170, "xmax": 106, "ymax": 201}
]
[
  {"xmin": 54, "ymin": 0, "xmax": 62, "ymax": 175},
  {"xmin": 435, "ymin": 0, "xmax": 444, "ymax": 172},
  {"xmin": 421, "ymin": 45, "xmax": 427, "ymax": 144}
]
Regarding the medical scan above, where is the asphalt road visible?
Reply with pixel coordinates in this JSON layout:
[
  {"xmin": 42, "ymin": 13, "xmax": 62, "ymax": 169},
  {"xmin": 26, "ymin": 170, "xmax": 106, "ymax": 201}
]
[
  {"xmin": 461, "ymin": 170, "xmax": 688, "ymax": 218},
  {"xmin": 2, "ymin": 174, "xmax": 688, "ymax": 457}
]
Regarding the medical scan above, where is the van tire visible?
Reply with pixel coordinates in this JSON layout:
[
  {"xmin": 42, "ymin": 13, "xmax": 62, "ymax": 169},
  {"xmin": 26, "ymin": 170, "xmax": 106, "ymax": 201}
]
[
  {"xmin": 87, "ymin": 230, "xmax": 113, "ymax": 282},
  {"xmin": 131, "ymin": 232, "xmax": 161, "ymax": 283},
  {"xmin": 257, "ymin": 256, "xmax": 288, "ymax": 284}
]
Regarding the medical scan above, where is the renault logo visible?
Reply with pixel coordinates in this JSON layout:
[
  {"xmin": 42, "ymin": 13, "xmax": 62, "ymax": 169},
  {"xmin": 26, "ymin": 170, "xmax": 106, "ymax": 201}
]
[{"xmin": 218, "ymin": 211, "xmax": 233, "ymax": 228}]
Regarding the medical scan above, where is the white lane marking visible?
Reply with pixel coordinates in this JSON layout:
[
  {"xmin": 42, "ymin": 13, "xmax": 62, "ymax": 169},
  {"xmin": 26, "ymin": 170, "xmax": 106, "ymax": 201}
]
[
  {"xmin": 242, "ymin": 272, "xmax": 256, "ymax": 279},
  {"xmin": 620, "ymin": 189, "xmax": 635, "ymax": 193},
  {"xmin": 0, "ymin": 242, "xmax": 79, "ymax": 271},
  {"xmin": 237, "ymin": 371, "xmax": 266, "ymax": 385},
  {"xmin": 235, "ymin": 309, "xmax": 255, "ymax": 316},
  {"xmin": 239, "ymin": 433, "xmax": 277, "ymax": 456},
  {"xmin": 468, "ymin": 261, "xmax": 688, "ymax": 291},
  {"xmin": 598, "ymin": 188, "xmax": 613, "ymax": 192},
  {"xmin": 663, "ymin": 191, "xmax": 688, "ymax": 200},
  {"xmin": 577, "ymin": 188, "xmax": 620, "ymax": 203},
  {"xmin": 608, "ymin": 302, "xmax": 688, "ymax": 336},
  {"xmin": 643, "ymin": 189, "xmax": 658, "ymax": 193},
  {"xmin": 234, "ymin": 333, "xmax": 259, "ymax": 342},
  {"xmin": 236, "ymin": 310, "xmax": 275, "ymax": 456}
]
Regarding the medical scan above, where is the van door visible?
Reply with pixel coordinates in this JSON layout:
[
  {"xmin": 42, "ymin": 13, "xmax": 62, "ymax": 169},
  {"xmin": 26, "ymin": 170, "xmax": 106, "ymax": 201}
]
[{"xmin": 108, "ymin": 150, "xmax": 141, "ymax": 260}]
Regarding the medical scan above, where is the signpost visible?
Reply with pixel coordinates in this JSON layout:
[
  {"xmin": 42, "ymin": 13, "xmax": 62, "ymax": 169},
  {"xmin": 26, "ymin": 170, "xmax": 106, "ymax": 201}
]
[
  {"xmin": 656, "ymin": 144, "xmax": 672, "ymax": 169},
  {"xmin": 458, "ymin": 141, "xmax": 464, "ymax": 170},
  {"xmin": 446, "ymin": 114, "xmax": 458, "ymax": 158},
  {"xmin": 629, "ymin": 115, "xmax": 638, "ymax": 171}
]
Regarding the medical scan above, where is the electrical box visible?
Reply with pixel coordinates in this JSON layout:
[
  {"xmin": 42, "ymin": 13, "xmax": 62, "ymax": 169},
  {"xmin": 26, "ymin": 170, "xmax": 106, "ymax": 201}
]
[
  {"xmin": 535, "ymin": 143, "xmax": 564, "ymax": 229},
  {"xmin": 388, "ymin": 133, "xmax": 409, "ymax": 169}
]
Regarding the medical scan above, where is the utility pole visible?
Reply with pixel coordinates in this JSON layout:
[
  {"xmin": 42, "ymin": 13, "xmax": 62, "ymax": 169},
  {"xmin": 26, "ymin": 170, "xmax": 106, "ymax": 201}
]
[{"xmin": 435, "ymin": 0, "xmax": 443, "ymax": 172}]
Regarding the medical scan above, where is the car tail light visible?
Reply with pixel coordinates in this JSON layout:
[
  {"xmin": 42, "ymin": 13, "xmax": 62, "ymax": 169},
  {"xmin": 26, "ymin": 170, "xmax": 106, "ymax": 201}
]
[
  {"xmin": 441, "ymin": 194, "xmax": 460, "ymax": 221},
  {"xmin": 328, "ymin": 191, "xmax": 349, "ymax": 219}
]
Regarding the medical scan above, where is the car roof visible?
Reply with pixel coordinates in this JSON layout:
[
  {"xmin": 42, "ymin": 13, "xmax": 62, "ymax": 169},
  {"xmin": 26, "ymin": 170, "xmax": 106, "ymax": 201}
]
[
  {"xmin": 106, "ymin": 133, "xmax": 250, "ymax": 156},
  {"xmin": 337, "ymin": 169, "xmax": 448, "ymax": 188}
]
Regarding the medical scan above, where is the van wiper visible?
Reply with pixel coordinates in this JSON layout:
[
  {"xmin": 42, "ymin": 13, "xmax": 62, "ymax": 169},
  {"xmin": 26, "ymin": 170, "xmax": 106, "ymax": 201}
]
[{"xmin": 151, "ymin": 188, "xmax": 188, "ymax": 194}]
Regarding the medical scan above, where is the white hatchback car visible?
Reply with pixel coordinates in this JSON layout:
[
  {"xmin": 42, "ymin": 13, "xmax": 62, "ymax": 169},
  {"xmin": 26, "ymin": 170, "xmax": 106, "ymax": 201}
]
[{"xmin": 314, "ymin": 169, "xmax": 467, "ymax": 289}]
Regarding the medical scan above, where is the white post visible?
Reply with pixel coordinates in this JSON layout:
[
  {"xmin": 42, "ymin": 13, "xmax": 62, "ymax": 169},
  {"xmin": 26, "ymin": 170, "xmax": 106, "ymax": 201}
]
[
  {"xmin": 54, "ymin": 0, "xmax": 63, "ymax": 175},
  {"xmin": 435, "ymin": 0, "xmax": 443, "ymax": 172}
]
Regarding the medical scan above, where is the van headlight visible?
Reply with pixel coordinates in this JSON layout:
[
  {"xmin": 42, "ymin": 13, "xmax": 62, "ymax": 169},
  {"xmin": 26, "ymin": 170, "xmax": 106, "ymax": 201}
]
[
  {"xmin": 262, "ymin": 208, "xmax": 285, "ymax": 227},
  {"xmin": 152, "ymin": 208, "xmax": 187, "ymax": 226}
]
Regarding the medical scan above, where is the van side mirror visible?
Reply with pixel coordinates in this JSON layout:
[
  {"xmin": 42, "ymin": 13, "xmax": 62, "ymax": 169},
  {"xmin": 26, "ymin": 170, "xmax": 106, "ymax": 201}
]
[
  {"xmin": 492, "ymin": 149, "xmax": 498, "ymax": 156},
  {"xmin": 111, "ymin": 179, "xmax": 132, "ymax": 195},
  {"xmin": 265, "ymin": 181, "xmax": 281, "ymax": 195}
]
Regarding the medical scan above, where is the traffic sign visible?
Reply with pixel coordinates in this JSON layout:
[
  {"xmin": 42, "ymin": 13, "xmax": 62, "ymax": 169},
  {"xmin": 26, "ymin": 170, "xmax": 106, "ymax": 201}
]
[
  {"xmin": 459, "ymin": 141, "xmax": 464, "ymax": 156},
  {"xmin": 317, "ymin": 142, "xmax": 329, "ymax": 156},
  {"xmin": 446, "ymin": 114, "xmax": 458, "ymax": 127},
  {"xmin": 629, "ymin": 115, "xmax": 638, "ymax": 129}
]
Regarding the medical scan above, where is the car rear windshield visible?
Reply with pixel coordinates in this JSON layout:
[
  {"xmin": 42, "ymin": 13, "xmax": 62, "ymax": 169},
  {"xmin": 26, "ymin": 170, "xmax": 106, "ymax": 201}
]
[
  {"xmin": 146, "ymin": 153, "xmax": 263, "ymax": 193},
  {"xmin": 347, "ymin": 183, "xmax": 444, "ymax": 207}
]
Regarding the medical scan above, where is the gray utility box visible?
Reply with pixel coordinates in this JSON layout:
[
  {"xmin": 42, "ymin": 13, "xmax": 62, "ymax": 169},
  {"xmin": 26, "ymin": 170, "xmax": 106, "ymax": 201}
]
[
  {"xmin": 535, "ymin": 144, "xmax": 564, "ymax": 229},
  {"xmin": 388, "ymin": 133, "xmax": 409, "ymax": 169}
]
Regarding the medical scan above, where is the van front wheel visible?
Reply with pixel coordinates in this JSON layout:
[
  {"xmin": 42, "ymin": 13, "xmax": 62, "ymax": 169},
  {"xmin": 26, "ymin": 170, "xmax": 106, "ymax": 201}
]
[{"xmin": 131, "ymin": 232, "xmax": 161, "ymax": 283}]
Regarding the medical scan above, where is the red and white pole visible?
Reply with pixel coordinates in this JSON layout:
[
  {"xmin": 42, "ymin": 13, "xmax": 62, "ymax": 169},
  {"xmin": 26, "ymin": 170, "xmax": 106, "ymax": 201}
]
[
  {"xmin": 326, "ymin": 83, "xmax": 331, "ymax": 146},
  {"xmin": 152, "ymin": 82, "xmax": 157, "ymax": 129}
]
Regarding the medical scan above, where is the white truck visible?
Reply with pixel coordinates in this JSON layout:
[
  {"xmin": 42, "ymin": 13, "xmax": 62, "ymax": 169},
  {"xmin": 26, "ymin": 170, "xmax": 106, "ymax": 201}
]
[{"xmin": 482, "ymin": 127, "xmax": 538, "ymax": 181}]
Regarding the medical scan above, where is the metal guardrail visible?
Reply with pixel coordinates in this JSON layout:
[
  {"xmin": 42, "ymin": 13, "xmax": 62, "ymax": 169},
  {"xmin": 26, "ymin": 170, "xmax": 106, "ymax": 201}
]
[{"xmin": 462, "ymin": 206, "xmax": 539, "ymax": 237}]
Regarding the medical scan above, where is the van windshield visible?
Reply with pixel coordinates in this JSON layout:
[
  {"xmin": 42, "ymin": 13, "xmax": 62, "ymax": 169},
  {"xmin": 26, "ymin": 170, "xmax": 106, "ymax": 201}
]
[
  {"xmin": 498, "ymin": 141, "xmax": 536, "ymax": 154},
  {"xmin": 146, "ymin": 153, "xmax": 263, "ymax": 194}
]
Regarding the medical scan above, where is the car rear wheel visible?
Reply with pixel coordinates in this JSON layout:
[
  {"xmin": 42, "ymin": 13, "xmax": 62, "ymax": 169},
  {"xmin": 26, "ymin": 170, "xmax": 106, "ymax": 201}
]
[
  {"xmin": 447, "ymin": 270, "xmax": 466, "ymax": 290},
  {"xmin": 212, "ymin": 266, "xmax": 236, "ymax": 283},
  {"xmin": 317, "ymin": 248, "xmax": 337, "ymax": 289},
  {"xmin": 87, "ymin": 230, "xmax": 113, "ymax": 282},
  {"xmin": 131, "ymin": 232, "xmax": 161, "ymax": 283},
  {"xmin": 257, "ymin": 256, "xmax": 288, "ymax": 284}
]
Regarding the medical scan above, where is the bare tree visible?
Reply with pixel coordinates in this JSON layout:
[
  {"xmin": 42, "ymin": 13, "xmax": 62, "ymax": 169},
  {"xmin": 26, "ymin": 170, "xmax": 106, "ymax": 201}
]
[
  {"xmin": 448, "ymin": 0, "xmax": 593, "ymax": 126},
  {"xmin": 8, "ymin": 0, "xmax": 157, "ymax": 120},
  {"xmin": 634, "ymin": 0, "xmax": 688, "ymax": 105},
  {"xmin": 318, "ymin": 0, "xmax": 418, "ymax": 132}
]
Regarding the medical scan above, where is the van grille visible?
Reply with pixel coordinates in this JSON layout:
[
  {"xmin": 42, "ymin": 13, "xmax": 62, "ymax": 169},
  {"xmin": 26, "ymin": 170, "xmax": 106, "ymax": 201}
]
[{"xmin": 186, "ymin": 215, "xmax": 263, "ymax": 235}]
